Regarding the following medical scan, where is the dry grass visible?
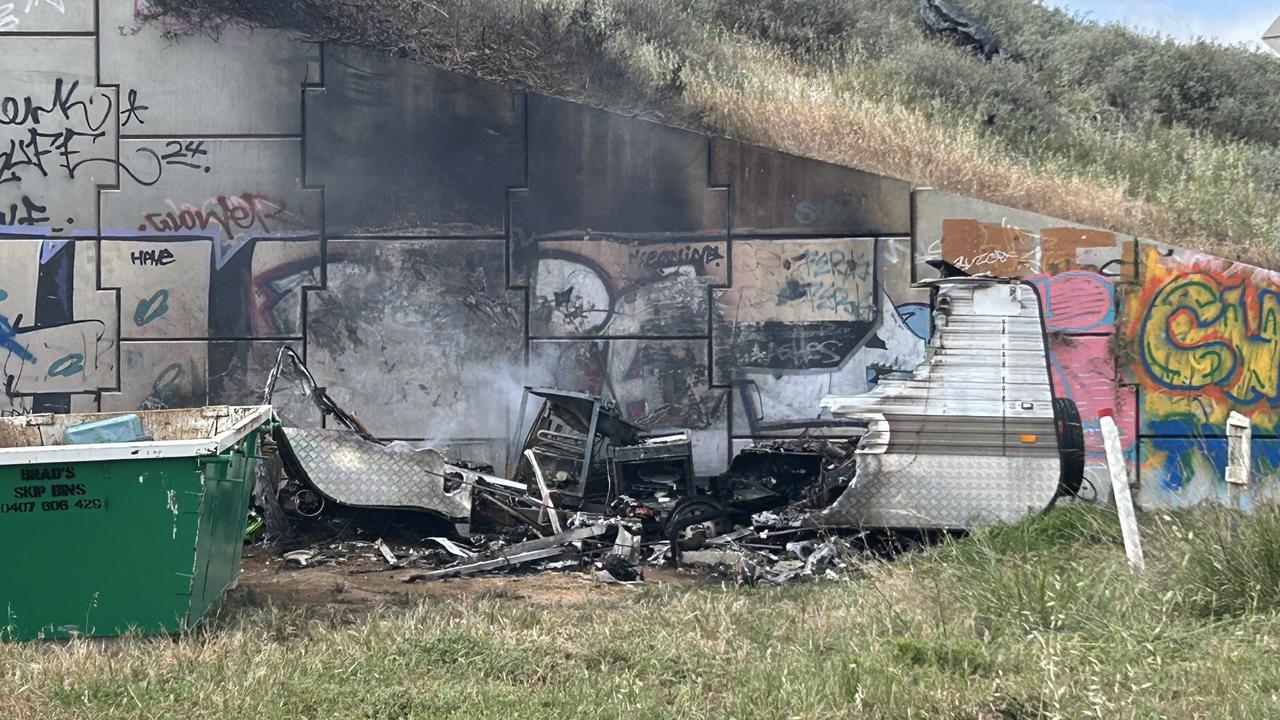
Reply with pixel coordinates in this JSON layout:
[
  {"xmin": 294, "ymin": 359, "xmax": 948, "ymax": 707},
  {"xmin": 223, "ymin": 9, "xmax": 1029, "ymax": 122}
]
[
  {"xmin": 686, "ymin": 46, "xmax": 1181, "ymax": 244},
  {"xmin": 8, "ymin": 505, "xmax": 1280, "ymax": 718}
]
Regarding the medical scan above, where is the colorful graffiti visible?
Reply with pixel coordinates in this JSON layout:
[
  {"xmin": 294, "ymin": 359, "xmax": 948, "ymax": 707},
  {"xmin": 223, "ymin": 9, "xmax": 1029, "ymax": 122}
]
[
  {"xmin": 1131, "ymin": 245, "xmax": 1280, "ymax": 437},
  {"xmin": 1028, "ymin": 270, "xmax": 1116, "ymax": 334},
  {"xmin": 1139, "ymin": 437, "xmax": 1280, "ymax": 505},
  {"xmin": 1046, "ymin": 335, "xmax": 1137, "ymax": 465}
]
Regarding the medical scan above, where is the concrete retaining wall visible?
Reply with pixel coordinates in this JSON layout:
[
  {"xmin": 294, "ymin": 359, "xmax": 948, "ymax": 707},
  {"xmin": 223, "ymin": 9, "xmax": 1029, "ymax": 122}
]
[{"xmin": 0, "ymin": 6, "xmax": 1266, "ymax": 504}]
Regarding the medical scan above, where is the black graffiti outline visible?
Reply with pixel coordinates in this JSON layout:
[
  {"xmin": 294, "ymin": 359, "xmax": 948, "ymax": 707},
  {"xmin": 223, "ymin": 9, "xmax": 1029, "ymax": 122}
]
[
  {"xmin": 0, "ymin": 79, "xmax": 113, "ymax": 133},
  {"xmin": 65, "ymin": 145, "xmax": 164, "ymax": 187},
  {"xmin": 159, "ymin": 140, "xmax": 209, "ymax": 171},
  {"xmin": 120, "ymin": 89, "xmax": 148, "ymax": 128}
]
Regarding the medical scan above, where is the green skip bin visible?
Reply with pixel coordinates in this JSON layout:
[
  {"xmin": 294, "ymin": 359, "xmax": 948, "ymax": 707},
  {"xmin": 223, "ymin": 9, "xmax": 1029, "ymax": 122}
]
[{"xmin": 0, "ymin": 406, "xmax": 273, "ymax": 641}]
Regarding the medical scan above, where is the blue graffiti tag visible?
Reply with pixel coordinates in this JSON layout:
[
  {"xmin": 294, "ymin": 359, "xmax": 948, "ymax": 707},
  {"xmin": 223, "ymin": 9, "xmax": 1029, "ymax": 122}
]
[
  {"xmin": 0, "ymin": 313, "xmax": 37, "ymax": 363},
  {"xmin": 48, "ymin": 353, "xmax": 85, "ymax": 378},
  {"xmin": 133, "ymin": 289, "xmax": 171, "ymax": 327}
]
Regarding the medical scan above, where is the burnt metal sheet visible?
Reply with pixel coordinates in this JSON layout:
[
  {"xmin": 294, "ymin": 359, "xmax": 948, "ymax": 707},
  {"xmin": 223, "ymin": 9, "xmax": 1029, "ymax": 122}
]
[
  {"xmin": 279, "ymin": 427, "xmax": 472, "ymax": 524},
  {"xmin": 817, "ymin": 278, "xmax": 1062, "ymax": 528}
]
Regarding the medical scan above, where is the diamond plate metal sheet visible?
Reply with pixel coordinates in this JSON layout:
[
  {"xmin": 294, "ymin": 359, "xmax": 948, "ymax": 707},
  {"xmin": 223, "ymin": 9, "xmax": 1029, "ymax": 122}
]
[
  {"xmin": 812, "ymin": 453, "xmax": 1059, "ymax": 529},
  {"xmin": 281, "ymin": 427, "xmax": 472, "ymax": 521}
]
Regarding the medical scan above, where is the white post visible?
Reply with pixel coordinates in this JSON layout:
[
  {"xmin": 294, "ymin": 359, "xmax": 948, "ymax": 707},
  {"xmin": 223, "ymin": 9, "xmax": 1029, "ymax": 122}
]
[
  {"xmin": 1226, "ymin": 411, "xmax": 1252, "ymax": 518},
  {"xmin": 1101, "ymin": 414, "xmax": 1144, "ymax": 571}
]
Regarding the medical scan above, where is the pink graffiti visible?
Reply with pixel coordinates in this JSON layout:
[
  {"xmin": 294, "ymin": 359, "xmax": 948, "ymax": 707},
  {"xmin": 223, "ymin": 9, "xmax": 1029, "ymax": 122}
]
[
  {"xmin": 1048, "ymin": 335, "xmax": 1135, "ymax": 461},
  {"xmin": 139, "ymin": 192, "xmax": 286, "ymax": 243},
  {"xmin": 1029, "ymin": 270, "xmax": 1114, "ymax": 334}
]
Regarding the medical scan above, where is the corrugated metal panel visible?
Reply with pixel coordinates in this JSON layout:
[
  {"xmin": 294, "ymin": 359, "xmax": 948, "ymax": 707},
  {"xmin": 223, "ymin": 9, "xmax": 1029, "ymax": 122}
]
[{"xmin": 815, "ymin": 278, "xmax": 1060, "ymax": 528}]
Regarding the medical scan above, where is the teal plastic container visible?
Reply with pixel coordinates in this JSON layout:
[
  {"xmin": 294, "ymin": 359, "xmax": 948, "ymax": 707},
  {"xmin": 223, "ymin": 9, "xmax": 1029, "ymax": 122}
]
[{"xmin": 62, "ymin": 414, "xmax": 149, "ymax": 445}]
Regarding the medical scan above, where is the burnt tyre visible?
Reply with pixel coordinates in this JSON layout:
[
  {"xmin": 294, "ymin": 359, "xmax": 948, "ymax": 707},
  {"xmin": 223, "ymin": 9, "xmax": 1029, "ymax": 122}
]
[{"xmin": 665, "ymin": 497, "xmax": 735, "ymax": 551}]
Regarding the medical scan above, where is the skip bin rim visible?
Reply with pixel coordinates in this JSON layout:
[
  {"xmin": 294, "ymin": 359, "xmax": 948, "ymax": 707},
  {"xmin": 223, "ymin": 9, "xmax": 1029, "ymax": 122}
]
[{"xmin": 0, "ymin": 405, "xmax": 273, "ymax": 465}]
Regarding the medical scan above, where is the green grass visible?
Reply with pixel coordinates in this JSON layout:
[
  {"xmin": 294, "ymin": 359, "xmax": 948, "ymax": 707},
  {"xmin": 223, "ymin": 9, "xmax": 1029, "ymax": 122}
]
[
  {"xmin": 9, "ymin": 503, "xmax": 1280, "ymax": 718},
  {"xmin": 142, "ymin": 0, "xmax": 1280, "ymax": 263}
]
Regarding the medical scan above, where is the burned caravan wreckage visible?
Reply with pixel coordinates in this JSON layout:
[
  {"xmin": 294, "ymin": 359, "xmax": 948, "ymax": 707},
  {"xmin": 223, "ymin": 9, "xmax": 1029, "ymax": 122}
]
[{"xmin": 261, "ymin": 263, "xmax": 1085, "ymax": 583}]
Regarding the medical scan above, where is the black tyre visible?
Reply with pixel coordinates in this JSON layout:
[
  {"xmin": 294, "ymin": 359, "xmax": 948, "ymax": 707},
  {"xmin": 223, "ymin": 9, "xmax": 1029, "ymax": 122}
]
[{"xmin": 1052, "ymin": 398, "xmax": 1086, "ymax": 500}]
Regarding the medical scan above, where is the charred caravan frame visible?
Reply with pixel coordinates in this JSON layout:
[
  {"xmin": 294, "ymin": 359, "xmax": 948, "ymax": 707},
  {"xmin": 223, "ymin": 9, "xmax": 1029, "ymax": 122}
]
[
  {"xmin": 494, "ymin": 265, "xmax": 1085, "ymax": 532},
  {"xmin": 506, "ymin": 388, "xmax": 696, "ymax": 511},
  {"xmin": 269, "ymin": 267, "xmax": 1084, "ymax": 537}
]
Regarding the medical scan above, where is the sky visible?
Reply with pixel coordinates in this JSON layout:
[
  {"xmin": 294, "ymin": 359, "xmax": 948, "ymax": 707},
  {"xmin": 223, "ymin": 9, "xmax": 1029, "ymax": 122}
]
[{"xmin": 1044, "ymin": 0, "xmax": 1277, "ymax": 49}]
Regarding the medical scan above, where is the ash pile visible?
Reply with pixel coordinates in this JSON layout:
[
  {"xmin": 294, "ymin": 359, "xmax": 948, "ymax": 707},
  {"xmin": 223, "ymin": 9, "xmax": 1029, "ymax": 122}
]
[{"xmin": 253, "ymin": 348, "xmax": 899, "ymax": 587}]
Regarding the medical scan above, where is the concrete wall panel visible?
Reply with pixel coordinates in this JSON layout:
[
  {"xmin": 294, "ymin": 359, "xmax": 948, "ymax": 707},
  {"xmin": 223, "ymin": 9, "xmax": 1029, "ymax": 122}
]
[
  {"xmin": 914, "ymin": 189, "xmax": 1136, "ymax": 282},
  {"xmin": 101, "ymin": 238, "xmax": 209, "ymax": 339},
  {"xmin": 0, "ymin": 240, "xmax": 117, "ymax": 408},
  {"xmin": 305, "ymin": 45, "xmax": 525, "ymax": 237},
  {"xmin": 3, "ymin": 317, "xmax": 116, "ymax": 395},
  {"xmin": 101, "ymin": 340, "xmax": 207, "ymax": 411},
  {"xmin": 511, "ymin": 96, "xmax": 727, "ymax": 280},
  {"xmin": 712, "ymin": 139, "xmax": 910, "ymax": 236},
  {"xmin": 1, "ymin": 36, "xmax": 116, "ymax": 238},
  {"xmin": 100, "ymin": 138, "xmax": 320, "ymax": 260},
  {"xmin": 530, "ymin": 236, "xmax": 726, "ymax": 338},
  {"xmin": 0, "ymin": 241, "xmax": 41, "ymax": 322},
  {"xmin": 242, "ymin": 239, "xmax": 322, "ymax": 338},
  {"xmin": 713, "ymin": 238, "xmax": 879, "ymax": 380},
  {"xmin": 100, "ymin": 3, "xmax": 313, "ymax": 135},
  {"xmin": 305, "ymin": 239, "xmax": 525, "ymax": 440}
]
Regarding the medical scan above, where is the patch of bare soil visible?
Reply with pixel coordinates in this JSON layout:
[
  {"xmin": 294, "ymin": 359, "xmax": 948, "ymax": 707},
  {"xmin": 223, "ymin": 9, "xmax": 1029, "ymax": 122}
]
[{"xmin": 233, "ymin": 551, "xmax": 697, "ymax": 611}]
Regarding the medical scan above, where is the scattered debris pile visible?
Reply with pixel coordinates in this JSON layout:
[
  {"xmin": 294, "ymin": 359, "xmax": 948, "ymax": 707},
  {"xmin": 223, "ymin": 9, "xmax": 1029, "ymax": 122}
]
[
  {"xmin": 252, "ymin": 273, "xmax": 1083, "ymax": 585},
  {"xmin": 255, "ymin": 348, "xmax": 877, "ymax": 585}
]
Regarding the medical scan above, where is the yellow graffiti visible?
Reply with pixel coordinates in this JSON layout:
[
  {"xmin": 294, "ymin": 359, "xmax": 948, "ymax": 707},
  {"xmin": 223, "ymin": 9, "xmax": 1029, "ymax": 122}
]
[{"xmin": 1140, "ymin": 273, "xmax": 1280, "ymax": 405}]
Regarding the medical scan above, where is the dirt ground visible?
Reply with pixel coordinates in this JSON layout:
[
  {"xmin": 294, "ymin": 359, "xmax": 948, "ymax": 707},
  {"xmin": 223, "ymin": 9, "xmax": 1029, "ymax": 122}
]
[{"xmin": 234, "ymin": 549, "xmax": 701, "ymax": 610}]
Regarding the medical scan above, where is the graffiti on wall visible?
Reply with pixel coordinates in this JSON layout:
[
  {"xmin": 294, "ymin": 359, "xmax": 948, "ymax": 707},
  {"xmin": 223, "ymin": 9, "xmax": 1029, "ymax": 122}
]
[
  {"xmin": 713, "ymin": 237, "xmax": 928, "ymax": 435},
  {"xmin": 715, "ymin": 239, "xmax": 878, "ymax": 372},
  {"xmin": 531, "ymin": 236, "xmax": 727, "ymax": 338},
  {"xmin": 1139, "ymin": 436, "xmax": 1280, "ymax": 507},
  {"xmin": 1131, "ymin": 244, "xmax": 1280, "ymax": 440}
]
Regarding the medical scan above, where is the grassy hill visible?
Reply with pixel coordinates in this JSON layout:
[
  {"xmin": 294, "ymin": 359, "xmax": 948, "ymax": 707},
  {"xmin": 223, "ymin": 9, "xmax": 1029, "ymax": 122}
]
[{"xmin": 145, "ymin": 0, "xmax": 1280, "ymax": 263}]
